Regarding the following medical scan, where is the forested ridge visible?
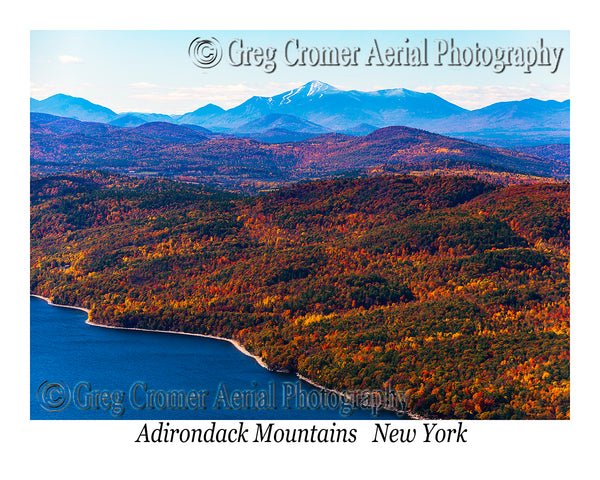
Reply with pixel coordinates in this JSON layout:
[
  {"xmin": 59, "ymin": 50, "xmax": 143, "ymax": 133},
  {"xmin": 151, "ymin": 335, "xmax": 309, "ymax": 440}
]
[
  {"xmin": 31, "ymin": 117, "xmax": 567, "ymax": 192},
  {"xmin": 30, "ymin": 171, "xmax": 569, "ymax": 419}
]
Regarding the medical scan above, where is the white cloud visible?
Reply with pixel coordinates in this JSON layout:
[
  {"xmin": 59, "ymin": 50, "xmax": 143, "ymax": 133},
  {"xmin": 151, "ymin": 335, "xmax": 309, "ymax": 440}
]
[
  {"xmin": 129, "ymin": 82, "xmax": 160, "ymax": 89},
  {"xmin": 30, "ymin": 82, "xmax": 59, "ymax": 99},
  {"xmin": 126, "ymin": 81, "xmax": 304, "ymax": 112},
  {"xmin": 58, "ymin": 55, "xmax": 83, "ymax": 64},
  {"xmin": 30, "ymin": 82, "xmax": 99, "ymax": 100}
]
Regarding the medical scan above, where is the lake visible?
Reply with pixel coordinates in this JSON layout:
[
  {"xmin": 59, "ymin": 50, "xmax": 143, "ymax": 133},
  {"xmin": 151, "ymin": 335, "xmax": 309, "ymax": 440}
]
[{"xmin": 30, "ymin": 296, "xmax": 403, "ymax": 420}]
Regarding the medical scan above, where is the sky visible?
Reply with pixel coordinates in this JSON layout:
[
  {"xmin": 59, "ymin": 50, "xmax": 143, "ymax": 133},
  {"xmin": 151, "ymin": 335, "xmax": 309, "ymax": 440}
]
[{"xmin": 30, "ymin": 30, "xmax": 569, "ymax": 114}]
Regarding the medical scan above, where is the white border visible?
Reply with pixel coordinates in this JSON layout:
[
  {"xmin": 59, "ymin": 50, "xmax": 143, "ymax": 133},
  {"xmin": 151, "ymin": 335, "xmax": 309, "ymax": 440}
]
[{"xmin": 4, "ymin": 1, "xmax": 597, "ymax": 477}]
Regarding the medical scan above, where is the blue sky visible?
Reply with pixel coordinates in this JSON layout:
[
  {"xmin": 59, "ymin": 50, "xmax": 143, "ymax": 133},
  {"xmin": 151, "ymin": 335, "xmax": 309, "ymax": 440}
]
[{"xmin": 31, "ymin": 30, "xmax": 569, "ymax": 115}]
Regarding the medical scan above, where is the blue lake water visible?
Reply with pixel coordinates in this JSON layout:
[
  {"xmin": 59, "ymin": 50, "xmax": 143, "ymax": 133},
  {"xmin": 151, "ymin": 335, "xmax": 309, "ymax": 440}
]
[{"xmin": 30, "ymin": 296, "xmax": 402, "ymax": 420}]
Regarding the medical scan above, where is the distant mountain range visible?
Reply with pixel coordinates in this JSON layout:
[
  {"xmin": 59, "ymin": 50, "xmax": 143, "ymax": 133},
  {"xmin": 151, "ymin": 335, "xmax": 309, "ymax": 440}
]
[
  {"xmin": 30, "ymin": 81, "xmax": 570, "ymax": 146},
  {"xmin": 30, "ymin": 95, "xmax": 117, "ymax": 124}
]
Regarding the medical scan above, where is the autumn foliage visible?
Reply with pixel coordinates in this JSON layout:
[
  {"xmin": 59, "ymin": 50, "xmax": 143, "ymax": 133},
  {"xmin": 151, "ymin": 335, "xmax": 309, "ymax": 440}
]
[
  {"xmin": 30, "ymin": 171, "xmax": 569, "ymax": 419},
  {"xmin": 31, "ymin": 117, "xmax": 567, "ymax": 193}
]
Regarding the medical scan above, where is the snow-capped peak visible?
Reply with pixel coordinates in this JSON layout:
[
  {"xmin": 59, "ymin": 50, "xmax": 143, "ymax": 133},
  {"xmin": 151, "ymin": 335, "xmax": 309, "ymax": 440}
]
[
  {"xmin": 304, "ymin": 80, "xmax": 337, "ymax": 96},
  {"xmin": 272, "ymin": 81, "xmax": 340, "ymax": 106},
  {"xmin": 307, "ymin": 80, "xmax": 325, "ymax": 96}
]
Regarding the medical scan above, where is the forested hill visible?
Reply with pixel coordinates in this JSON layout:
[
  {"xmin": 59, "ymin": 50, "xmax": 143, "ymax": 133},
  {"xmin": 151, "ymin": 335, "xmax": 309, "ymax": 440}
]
[
  {"xmin": 30, "ymin": 171, "xmax": 569, "ymax": 419},
  {"xmin": 31, "ymin": 115, "xmax": 568, "ymax": 192}
]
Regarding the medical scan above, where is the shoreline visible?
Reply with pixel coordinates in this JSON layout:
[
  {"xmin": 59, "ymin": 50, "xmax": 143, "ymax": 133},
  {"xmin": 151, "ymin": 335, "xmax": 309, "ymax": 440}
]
[
  {"xmin": 30, "ymin": 293, "xmax": 268, "ymax": 369},
  {"xmin": 31, "ymin": 294, "xmax": 91, "ymax": 314},
  {"xmin": 30, "ymin": 293, "xmax": 419, "ymax": 420},
  {"xmin": 84, "ymin": 322, "xmax": 271, "ymax": 371}
]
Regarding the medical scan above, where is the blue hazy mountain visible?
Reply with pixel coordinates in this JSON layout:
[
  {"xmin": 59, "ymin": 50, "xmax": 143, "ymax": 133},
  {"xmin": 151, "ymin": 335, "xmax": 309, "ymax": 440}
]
[
  {"xmin": 429, "ymin": 98, "xmax": 570, "ymax": 134},
  {"xmin": 211, "ymin": 80, "xmax": 467, "ymax": 131},
  {"xmin": 30, "ymin": 94, "xmax": 118, "ymax": 123},
  {"xmin": 31, "ymin": 81, "xmax": 570, "ymax": 145},
  {"xmin": 174, "ymin": 103, "xmax": 227, "ymax": 128},
  {"xmin": 30, "ymin": 95, "xmax": 179, "ymax": 128},
  {"xmin": 235, "ymin": 113, "xmax": 330, "ymax": 135},
  {"xmin": 108, "ymin": 113, "xmax": 145, "ymax": 127},
  {"xmin": 109, "ymin": 112, "xmax": 176, "ymax": 127},
  {"xmin": 472, "ymin": 98, "xmax": 569, "ymax": 131},
  {"xmin": 179, "ymin": 124, "xmax": 216, "ymax": 136},
  {"xmin": 340, "ymin": 123, "xmax": 379, "ymax": 136}
]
